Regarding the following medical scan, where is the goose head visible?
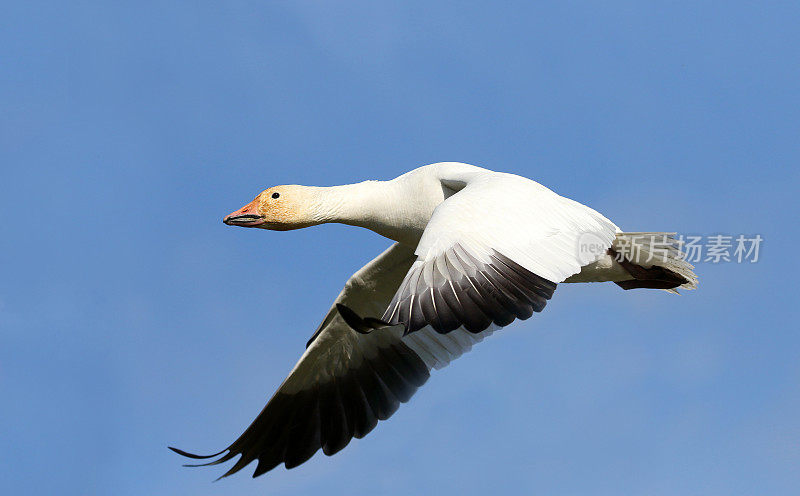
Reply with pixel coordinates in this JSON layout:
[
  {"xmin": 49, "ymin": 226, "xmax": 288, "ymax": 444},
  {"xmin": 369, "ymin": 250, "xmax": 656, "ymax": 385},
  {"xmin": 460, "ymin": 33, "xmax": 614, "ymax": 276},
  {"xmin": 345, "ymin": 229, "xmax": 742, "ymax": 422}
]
[{"xmin": 223, "ymin": 185, "xmax": 318, "ymax": 231}]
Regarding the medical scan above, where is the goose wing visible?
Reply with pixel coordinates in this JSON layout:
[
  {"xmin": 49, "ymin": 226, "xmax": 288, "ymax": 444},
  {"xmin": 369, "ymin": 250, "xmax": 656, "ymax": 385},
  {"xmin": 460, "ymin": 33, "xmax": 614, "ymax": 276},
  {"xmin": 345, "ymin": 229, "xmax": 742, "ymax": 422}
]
[
  {"xmin": 170, "ymin": 242, "xmax": 496, "ymax": 478},
  {"xmin": 383, "ymin": 171, "xmax": 619, "ymax": 334}
]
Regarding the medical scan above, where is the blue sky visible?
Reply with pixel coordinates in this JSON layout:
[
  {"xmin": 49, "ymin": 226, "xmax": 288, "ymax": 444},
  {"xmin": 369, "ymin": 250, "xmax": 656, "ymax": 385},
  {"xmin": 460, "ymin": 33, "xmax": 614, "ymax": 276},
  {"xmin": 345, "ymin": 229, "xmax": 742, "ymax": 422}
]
[{"xmin": 2, "ymin": 2, "xmax": 798, "ymax": 494}]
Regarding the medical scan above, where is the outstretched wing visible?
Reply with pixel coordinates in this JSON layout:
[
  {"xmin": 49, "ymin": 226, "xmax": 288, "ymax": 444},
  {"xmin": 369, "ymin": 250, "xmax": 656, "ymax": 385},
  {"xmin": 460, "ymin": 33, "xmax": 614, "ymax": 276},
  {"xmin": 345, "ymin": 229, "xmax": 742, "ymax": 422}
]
[
  {"xmin": 383, "ymin": 170, "xmax": 619, "ymax": 334},
  {"xmin": 171, "ymin": 242, "xmax": 498, "ymax": 478}
]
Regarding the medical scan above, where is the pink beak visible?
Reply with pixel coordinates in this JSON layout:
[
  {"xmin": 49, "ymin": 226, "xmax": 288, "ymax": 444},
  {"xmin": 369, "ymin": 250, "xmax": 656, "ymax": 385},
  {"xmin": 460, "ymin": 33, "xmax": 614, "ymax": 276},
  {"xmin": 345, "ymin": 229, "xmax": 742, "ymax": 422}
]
[{"xmin": 223, "ymin": 199, "xmax": 265, "ymax": 227}]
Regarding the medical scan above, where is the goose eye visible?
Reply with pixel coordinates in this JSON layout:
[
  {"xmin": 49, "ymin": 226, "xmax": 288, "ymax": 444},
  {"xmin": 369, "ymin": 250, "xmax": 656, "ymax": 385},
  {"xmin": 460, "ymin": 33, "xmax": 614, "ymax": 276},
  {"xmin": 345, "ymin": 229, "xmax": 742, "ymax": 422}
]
[{"xmin": 271, "ymin": 192, "xmax": 280, "ymax": 199}]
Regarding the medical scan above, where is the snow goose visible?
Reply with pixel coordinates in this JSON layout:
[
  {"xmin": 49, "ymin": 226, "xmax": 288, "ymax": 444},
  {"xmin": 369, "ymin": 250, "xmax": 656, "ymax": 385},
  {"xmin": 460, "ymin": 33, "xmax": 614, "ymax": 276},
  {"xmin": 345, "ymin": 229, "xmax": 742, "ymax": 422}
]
[{"xmin": 171, "ymin": 162, "xmax": 698, "ymax": 478}]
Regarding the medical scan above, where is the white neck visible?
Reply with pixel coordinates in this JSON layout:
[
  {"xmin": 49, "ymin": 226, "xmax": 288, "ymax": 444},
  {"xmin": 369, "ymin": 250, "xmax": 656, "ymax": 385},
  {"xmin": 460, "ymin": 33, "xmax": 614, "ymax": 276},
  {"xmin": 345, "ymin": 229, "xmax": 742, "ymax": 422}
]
[{"xmin": 308, "ymin": 181, "xmax": 421, "ymax": 244}]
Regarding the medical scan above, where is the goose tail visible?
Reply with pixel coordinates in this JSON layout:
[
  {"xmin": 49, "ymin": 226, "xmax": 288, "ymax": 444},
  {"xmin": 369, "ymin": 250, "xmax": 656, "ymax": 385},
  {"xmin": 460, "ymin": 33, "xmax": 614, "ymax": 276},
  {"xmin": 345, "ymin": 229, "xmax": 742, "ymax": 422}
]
[{"xmin": 611, "ymin": 232, "xmax": 698, "ymax": 293}]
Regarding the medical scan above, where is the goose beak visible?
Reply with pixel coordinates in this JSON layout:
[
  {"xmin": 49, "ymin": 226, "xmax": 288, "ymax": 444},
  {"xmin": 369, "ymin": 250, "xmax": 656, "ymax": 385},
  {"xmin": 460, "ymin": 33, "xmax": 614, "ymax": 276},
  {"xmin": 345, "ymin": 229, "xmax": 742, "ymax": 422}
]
[{"xmin": 223, "ymin": 199, "xmax": 265, "ymax": 227}]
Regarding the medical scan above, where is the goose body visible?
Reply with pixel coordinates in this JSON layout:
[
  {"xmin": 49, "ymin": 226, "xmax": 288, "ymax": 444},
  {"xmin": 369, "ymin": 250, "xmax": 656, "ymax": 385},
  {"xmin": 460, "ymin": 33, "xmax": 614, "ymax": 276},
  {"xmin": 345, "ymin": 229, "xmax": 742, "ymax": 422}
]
[{"xmin": 172, "ymin": 162, "xmax": 698, "ymax": 478}]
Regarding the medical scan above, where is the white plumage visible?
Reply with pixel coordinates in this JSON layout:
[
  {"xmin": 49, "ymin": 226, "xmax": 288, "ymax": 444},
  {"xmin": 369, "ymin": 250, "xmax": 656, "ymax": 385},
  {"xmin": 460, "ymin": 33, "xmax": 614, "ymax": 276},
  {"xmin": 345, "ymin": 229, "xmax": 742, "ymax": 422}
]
[{"xmin": 172, "ymin": 162, "xmax": 698, "ymax": 478}]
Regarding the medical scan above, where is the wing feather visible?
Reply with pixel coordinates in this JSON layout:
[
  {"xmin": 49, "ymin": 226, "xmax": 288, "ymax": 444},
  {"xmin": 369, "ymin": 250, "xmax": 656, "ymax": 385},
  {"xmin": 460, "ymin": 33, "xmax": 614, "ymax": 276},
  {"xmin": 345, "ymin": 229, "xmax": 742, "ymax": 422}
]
[
  {"xmin": 383, "ymin": 170, "xmax": 617, "ymax": 334},
  {"xmin": 171, "ymin": 243, "xmax": 502, "ymax": 479}
]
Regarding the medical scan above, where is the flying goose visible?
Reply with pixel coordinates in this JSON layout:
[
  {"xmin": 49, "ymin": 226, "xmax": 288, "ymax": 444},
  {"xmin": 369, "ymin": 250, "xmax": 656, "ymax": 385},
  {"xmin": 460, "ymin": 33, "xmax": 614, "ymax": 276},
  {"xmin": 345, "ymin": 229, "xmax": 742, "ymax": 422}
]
[{"xmin": 171, "ymin": 162, "xmax": 698, "ymax": 479}]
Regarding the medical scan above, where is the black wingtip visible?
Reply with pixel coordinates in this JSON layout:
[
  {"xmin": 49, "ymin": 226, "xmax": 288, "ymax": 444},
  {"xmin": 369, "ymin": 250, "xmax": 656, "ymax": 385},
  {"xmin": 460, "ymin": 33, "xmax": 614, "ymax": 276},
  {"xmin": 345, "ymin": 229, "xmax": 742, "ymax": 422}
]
[{"xmin": 168, "ymin": 446, "xmax": 225, "ymax": 460}]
